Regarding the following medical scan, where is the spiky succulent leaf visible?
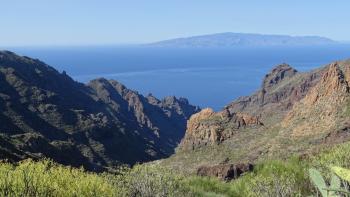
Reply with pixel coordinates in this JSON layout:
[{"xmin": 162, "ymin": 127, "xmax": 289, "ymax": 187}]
[
  {"xmin": 309, "ymin": 168, "xmax": 328, "ymax": 197},
  {"xmin": 330, "ymin": 174, "xmax": 341, "ymax": 189}
]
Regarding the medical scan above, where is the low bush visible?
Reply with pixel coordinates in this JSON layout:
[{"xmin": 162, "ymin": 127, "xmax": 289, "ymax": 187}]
[
  {"xmin": 1, "ymin": 142, "xmax": 350, "ymax": 196},
  {"xmin": 230, "ymin": 159, "xmax": 309, "ymax": 197},
  {"xmin": 116, "ymin": 164, "xmax": 193, "ymax": 197},
  {"xmin": 184, "ymin": 176, "xmax": 237, "ymax": 197},
  {"xmin": 0, "ymin": 159, "xmax": 122, "ymax": 197}
]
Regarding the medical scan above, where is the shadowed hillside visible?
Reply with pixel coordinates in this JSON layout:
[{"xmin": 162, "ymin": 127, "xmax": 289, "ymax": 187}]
[{"xmin": 0, "ymin": 51, "xmax": 199, "ymax": 171}]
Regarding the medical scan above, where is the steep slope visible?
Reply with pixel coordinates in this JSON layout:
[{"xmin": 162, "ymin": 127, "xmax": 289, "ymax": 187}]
[
  {"xmin": 225, "ymin": 63, "xmax": 323, "ymax": 124},
  {"xmin": 161, "ymin": 60, "xmax": 350, "ymax": 173},
  {"xmin": 88, "ymin": 78, "xmax": 199, "ymax": 154},
  {"xmin": 0, "ymin": 51, "xmax": 199, "ymax": 171},
  {"xmin": 282, "ymin": 62, "xmax": 350, "ymax": 137}
]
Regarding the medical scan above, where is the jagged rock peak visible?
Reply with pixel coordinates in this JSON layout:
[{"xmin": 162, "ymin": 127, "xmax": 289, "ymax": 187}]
[
  {"xmin": 321, "ymin": 63, "xmax": 349, "ymax": 92},
  {"xmin": 281, "ymin": 62, "xmax": 350, "ymax": 138},
  {"xmin": 162, "ymin": 96, "xmax": 190, "ymax": 106},
  {"xmin": 160, "ymin": 96, "xmax": 201, "ymax": 119},
  {"xmin": 304, "ymin": 63, "xmax": 350, "ymax": 105},
  {"xmin": 146, "ymin": 93, "xmax": 161, "ymax": 105},
  {"xmin": 89, "ymin": 77, "xmax": 112, "ymax": 86},
  {"xmin": 262, "ymin": 63, "xmax": 298, "ymax": 89},
  {"xmin": 89, "ymin": 78, "xmax": 140, "ymax": 98}
]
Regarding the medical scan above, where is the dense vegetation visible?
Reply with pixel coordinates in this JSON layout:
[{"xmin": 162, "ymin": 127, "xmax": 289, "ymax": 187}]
[
  {"xmin": 0, "ymin": 142, "xmax": 350, "ymax": 196},
  {"xmin": 0, "ymin": 159, "xmax": 193, "ymax": 197}
]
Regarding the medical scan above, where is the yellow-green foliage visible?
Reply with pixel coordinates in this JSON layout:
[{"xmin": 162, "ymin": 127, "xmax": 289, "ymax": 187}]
[
  {"xmin": 184, "ymin": 176, "xmax": 238, "ymax": 197},
  {"xmin": 311, "ymin": 142, "xmax": 350, "ymax": 176},
  {"xmin": 183, "ymin": 142, "xmax": 350, "ymax": 197},
  {"xmin": 1, "ymin": 142, "xmax": 350, "ymax": 197},
  {"xmin": 0, "ymin": 159, "xmax": 193, "ymax": 197},
  {"xmin": 117, "ymin": 164, "xmax": 193, "ymax": 197},
  {"xmin": 229, "ymin": 159, "xmax": 309, "ymax": 197},
  {"xmin": 0, "ymin": 159, "xmax": 122, "ymax": 197},
  {"xmin": 332, "ymin": 166, "xmax": 350, "ymax": 182},
  {"xmin": 173, "ymin": 159, "xmax": 309, "ymax": 197}
]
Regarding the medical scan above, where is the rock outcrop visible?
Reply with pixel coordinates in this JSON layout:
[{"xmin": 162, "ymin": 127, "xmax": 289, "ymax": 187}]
[
  {"xmin": 197, "ymin": 163, "xmax": 254, "ymax": 181},
  {"xmin": 262, "ymin": 63, "xmax": 298, "ymax": 90},
  {"xmin": 179, "ymin": 63, "xmax": 320, "ymax": 151},
  {"xmin": 282, "ymin": 63, "xmax": 350, "ymax": 137},
  {"xmin": 0, "ymin": 50, "xmax": 199, "ymax": 171},
  {"xmin": 225, "ymin": 63, "xmax": 322, "ymax": 123},
  {"xmin": 180, "ymin": 108, "xmax": 262, "ymax": 150},
  {"xmin": 169, "ymin": 60, "xmax": 350, "ymax": 173}
]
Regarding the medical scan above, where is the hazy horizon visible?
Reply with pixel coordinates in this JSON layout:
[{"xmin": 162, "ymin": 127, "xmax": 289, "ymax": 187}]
[
  {"xmin": 0, "ymin": 32, "xmax": 345, "ymax": 48},
  {"xmin": 1, "ymin": 1, "xmax": 350, "ymax": 46}
]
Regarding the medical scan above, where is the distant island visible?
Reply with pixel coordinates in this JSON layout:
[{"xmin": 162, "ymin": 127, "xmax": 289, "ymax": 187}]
[{"xmin": 147, "ymin": 32, "xmax": 337, "ymax": 48}]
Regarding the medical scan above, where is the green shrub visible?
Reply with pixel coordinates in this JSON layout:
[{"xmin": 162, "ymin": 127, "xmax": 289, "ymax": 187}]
[
  {"xmin": 184, "ymin": 176, "xmax": 237, "ymax": 197},
  {"xmin": 116, "ymin": 164, "xmax": 194, "ymax": 197},
  {"xmin": 0, "ymin": 159, "xmax": 122, "ymax": 197},
  {"xmin": 311, "ymin": 142, "xmax": 350, "ymax": 176},
  {"xmin": 2, "ymin": 142, "xmax": 350, "ymax": 196},
  {"xmin": 230, "ymin": 159, "xmax": 309, "ymax": 197},
  {"xmin": 183, "ymin": 158, "xmax": 310, "ymax": 197}
]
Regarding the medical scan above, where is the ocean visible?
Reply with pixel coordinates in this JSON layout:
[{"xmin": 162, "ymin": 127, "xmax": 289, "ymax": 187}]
[{"xmin": 8, "ymin": 45, "xmax": 350, "ymax": 110}]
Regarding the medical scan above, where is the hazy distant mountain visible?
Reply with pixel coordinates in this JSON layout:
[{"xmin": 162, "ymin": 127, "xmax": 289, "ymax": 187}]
[{"xmin": 148, "ymin": 33, "xmax": 337, "ymax": 48}]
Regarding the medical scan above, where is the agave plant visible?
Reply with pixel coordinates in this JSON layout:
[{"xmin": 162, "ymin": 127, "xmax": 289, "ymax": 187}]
[
  {"xmin": 309, "ymin": 167, "xmax": 350, "ymax": 197},
  {"xmin": 309, "ymin": 168, "xmax": 339, "ymax": 197}
]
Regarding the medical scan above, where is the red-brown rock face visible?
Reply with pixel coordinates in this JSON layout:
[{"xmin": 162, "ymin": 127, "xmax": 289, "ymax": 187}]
[
  {"xmin": 163, "ymin": 60, "xmax": 350, "ymax": 174},
  {"xmin": 180, "ymin": 108, "xmax": 262, "ymax": 150},
  {"xmin": 282, "ymin": 63, "xmax": 350, "ymax": 137},
  {"xmin": 224, "ymin": 64, "xmax": 322, "ymax": 124},
  {"xmin": 179, "ymin": 61, "xmax": 350, "ymax": 152}
]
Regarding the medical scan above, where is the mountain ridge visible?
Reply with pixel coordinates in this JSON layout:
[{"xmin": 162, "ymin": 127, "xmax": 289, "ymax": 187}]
[
  {"xmin": 0, "ymin": 50, "xmax": 200, "ymax": 171},
  {"xmin": 160, "ymin": 59, "xmax": 350, "ymax": 174}
]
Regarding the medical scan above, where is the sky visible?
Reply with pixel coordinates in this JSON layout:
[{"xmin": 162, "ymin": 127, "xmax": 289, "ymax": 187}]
[{"xmin": 1, "ymin": 0, "xmax": 350, "ymax": 46}]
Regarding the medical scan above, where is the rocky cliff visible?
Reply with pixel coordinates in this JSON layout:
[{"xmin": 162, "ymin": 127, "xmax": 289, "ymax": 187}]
[
  {"xmin": 282, "ymin": 62, "xmax": 350, "ymax": 137},
  {"xmin": 180, "ymin": 108, "xmax": 262, "ymax": 150},
  {"xmin": 169, "ymin": 59, "xmax": 350, "ymax": 173},
  {"xmin": 225, "ymin": 63, "xmax": 323, "ymax": 123},
  {"xmin": 0, "ymin": 51, "xmax": 199, "ymax": 171},
  {"xmin": 179, "ymin": 63, "xmax": 324, "ymax": 150}
]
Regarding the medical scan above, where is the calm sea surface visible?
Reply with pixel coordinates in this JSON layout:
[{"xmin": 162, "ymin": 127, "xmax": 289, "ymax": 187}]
[{"xmin": 8, "ymin": 45, "xmax": 350, "ymax": 110}]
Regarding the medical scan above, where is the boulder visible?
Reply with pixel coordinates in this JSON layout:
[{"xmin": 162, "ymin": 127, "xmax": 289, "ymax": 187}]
[{"xmin": 196, "ymin": 163, "xmax": 254, "ymax": 181}]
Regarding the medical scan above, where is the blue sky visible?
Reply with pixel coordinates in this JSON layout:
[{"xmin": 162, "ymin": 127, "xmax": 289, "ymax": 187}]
[{"xmin": 1, "ymin": 0, "xmax": 349, "ymax": 46}]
